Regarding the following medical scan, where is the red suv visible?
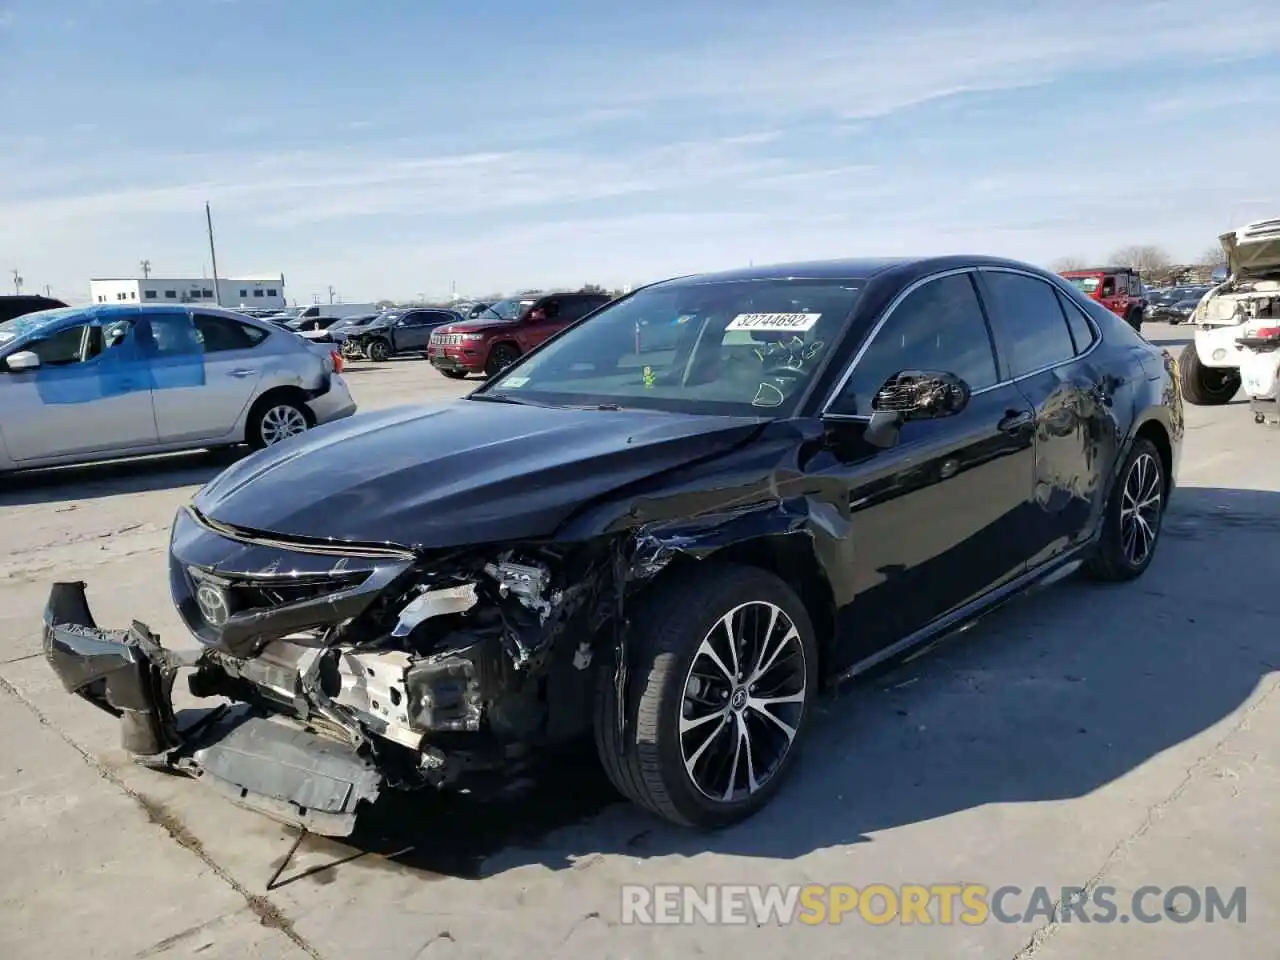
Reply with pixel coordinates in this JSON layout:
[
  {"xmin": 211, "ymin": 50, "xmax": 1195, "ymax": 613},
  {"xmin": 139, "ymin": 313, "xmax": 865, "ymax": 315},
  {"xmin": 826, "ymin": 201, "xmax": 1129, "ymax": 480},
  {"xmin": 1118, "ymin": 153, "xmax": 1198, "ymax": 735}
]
[
  {"xmin": 1059, "ymin": 267, "xmax": 1147, "ymax": 331},
  {"xmin": 427, "ymin": 291, "xmax": 612, "ymax": 378}
]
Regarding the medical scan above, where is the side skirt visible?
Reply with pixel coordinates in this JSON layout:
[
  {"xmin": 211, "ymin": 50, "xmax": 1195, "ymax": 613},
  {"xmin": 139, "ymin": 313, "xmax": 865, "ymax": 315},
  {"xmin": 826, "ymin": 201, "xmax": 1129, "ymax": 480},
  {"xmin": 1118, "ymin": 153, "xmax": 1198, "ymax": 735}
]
[{"xmin": 827, "ymin": 545, "xmax": 1093, "ymax": 688}]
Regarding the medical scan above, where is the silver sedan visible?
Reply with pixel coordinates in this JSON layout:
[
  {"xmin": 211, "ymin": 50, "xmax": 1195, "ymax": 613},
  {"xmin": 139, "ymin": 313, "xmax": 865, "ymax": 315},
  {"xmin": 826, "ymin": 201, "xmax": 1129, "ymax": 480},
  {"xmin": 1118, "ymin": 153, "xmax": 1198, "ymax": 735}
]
[{"xmin": 0, "ymin": 304, "xmax": 357, "ymax": 472}]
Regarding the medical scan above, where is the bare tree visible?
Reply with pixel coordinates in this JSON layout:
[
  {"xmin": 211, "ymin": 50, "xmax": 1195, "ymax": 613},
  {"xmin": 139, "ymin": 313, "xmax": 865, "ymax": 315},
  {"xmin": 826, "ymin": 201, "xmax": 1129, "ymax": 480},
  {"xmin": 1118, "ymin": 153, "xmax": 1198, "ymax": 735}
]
[
  {"xmin": 1198, "ymin": 244, "xmax": 1227, "ymax": 267},
  {"xmin": 1107, "ymin": 244, "xmax": 1171, "ymax": 274},
  {"xmin": 1051, "ymin": 256, "xmax": 1091, "ymax": 272}
]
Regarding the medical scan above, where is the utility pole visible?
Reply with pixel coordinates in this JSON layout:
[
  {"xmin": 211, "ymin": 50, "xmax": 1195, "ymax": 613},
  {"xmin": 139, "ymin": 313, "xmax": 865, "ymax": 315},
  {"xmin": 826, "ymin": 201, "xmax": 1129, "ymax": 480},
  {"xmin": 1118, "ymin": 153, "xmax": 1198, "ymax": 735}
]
[
  {"xmin": 205, "ymin": 202, "xmax": 222, "ymax": 306},
  {"xmin": 140, "ymin": 259, "xmax": 151, "ymax": 279},
  {"xmin": 43, "ymin": 285, "xmax": 51, "ymax": 297},
  {"xmin": 328, "ymin": 285, "xmax": 336, "ymax": 304},
  {"xmin": 11, "ymin": 269, "xmax": 22, "ymax": 294}
]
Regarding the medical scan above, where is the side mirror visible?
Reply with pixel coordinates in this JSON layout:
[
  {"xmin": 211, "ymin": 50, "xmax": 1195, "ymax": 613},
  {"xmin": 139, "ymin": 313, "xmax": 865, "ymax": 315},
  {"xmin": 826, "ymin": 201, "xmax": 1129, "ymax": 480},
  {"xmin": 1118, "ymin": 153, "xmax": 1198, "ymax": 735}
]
[
  {"xmin": 862, "ymin": 370, "xmax": 970, "ymax": 449},
  {"xmin": 873, "ymin": 369, "xmax": 970, "ymax": 420},
  {"xmin": 6, "ymin": 350, "xmax": 40, "ymax": 372}
]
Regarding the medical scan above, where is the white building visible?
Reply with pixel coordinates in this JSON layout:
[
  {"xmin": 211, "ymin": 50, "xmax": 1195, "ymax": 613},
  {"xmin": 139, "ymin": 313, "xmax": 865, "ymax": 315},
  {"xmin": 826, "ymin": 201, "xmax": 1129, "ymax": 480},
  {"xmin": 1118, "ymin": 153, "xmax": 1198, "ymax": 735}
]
[{"xmin": 89, "ymin": 274, "xmax": 287, "ymax": 310}]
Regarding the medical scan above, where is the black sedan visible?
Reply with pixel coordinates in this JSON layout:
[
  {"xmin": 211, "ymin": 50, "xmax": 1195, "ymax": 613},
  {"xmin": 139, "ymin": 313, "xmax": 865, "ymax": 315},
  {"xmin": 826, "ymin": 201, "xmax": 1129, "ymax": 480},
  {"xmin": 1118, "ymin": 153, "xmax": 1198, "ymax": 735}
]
[
  {"xmin": 1145, "ymin": 285, "xmax": 1209, "ymax": 323},
  {"xmin": 43, "ymin": 256, "xmax": 1182, "ymax": 835}
]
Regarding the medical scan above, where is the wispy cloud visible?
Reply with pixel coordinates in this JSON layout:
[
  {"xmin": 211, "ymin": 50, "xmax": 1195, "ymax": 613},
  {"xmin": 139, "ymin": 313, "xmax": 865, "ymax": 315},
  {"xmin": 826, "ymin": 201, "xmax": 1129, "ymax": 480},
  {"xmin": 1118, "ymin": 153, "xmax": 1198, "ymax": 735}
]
[{"xmin": 2, "ymin": 0, "xmax": 1280, "ymax": 301}]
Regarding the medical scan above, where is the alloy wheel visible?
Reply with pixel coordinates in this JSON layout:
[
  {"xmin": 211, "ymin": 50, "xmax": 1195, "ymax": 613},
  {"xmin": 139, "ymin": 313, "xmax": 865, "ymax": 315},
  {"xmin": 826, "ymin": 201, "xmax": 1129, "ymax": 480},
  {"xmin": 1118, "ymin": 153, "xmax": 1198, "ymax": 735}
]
[
  {"xmin": 679, "ymin": 601, "xmax": 808, "ymax": 803},
  {"xmin": 260, "ymin": 405, "xmax": 308, "ymax": 445},
  {"xmin": 1120, "ymin": 451, "xmax": 1162, "ymax": 566}
]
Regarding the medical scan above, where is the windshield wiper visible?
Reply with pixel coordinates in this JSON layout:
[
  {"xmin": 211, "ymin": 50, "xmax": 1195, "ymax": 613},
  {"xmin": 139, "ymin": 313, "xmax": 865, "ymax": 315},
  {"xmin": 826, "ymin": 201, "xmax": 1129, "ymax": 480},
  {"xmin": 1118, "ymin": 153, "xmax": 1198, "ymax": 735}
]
[{"xmin": 469, "ymin": 392, "xmax": 551, "ymax": 407}]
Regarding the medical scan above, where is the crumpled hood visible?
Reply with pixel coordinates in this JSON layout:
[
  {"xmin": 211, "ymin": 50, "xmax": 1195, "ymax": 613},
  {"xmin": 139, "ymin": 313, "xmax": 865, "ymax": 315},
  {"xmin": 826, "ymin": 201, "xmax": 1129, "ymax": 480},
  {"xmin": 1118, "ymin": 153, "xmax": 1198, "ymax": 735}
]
[
  {"xmin": 194, "ymin": 400, "xmax": 765, "ymax": 548},
  {"xmin": 1220, "ymin": 221, "xmax": 1280, "ymax": 278}
]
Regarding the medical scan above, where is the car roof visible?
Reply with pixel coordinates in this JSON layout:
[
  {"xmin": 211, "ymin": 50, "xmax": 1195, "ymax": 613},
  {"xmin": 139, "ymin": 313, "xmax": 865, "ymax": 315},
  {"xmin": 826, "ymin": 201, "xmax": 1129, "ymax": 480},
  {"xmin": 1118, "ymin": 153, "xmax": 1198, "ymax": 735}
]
[
  {"xmin": 657, "ymin": 255, "xmax": 1057, "ymax": 287},
  {"xmin": 40, "ymin": 303, "xmax": 282, "ymax": 332},
  {"xmin": 1060, "ymin": 266, "xmax": 1137, "ymax": 276}
]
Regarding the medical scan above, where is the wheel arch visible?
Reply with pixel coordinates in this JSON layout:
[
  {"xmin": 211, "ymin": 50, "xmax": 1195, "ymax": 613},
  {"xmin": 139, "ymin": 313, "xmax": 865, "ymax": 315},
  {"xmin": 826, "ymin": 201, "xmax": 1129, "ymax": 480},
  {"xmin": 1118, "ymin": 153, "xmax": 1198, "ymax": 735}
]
[
  {"xmin": 487, "ymin": 338, "xmax": 522, "ymax": 358},
  {"xmin": 243, "ymin": 385, "xmax": 315, "ymax": 443},
  {"xmin": 630, "ymin": 529, "xmax": 838, "ymax": 680},
  {"xmin": 1133, "ymin": 417, "xmax": 1174, "ymax": 498}
]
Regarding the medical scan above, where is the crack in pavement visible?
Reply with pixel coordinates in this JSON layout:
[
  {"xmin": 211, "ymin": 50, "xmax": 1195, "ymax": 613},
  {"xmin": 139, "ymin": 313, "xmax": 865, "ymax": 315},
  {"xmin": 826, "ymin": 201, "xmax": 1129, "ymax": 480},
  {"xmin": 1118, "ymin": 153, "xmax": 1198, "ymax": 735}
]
[
  {"xmin": 1010, "ymin": 673, "xmax": 1280, "ymax": 959},
  {"xmin": 0, "ymin": 674, "xmax": 328, "ymax": 960}
]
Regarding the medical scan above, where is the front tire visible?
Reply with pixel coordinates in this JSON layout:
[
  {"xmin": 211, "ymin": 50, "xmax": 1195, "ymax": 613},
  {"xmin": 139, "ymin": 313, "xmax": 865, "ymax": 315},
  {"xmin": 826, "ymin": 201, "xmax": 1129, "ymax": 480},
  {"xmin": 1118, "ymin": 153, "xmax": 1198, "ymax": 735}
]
[
  {"xmin": 366, "ymin": 338, "xmax": 392, "ymax": 362},
  {"xmin": 485, "ymin": 343, "xmax": 521, "ymax": 378},
  {"xmin": 1083, "ymin": 436, "xmax": 1166, "ymax": 581},
  {"xmin": 594, "ymin": 564, "xmax": 819, "ymax": 828},
  {"xmin": 1178, "ymin": 342, "xmax": 1240, "ymax": 405},
  {"xmin": 439, "ymin": 369, "xmax": 468, "ymax": 380}
]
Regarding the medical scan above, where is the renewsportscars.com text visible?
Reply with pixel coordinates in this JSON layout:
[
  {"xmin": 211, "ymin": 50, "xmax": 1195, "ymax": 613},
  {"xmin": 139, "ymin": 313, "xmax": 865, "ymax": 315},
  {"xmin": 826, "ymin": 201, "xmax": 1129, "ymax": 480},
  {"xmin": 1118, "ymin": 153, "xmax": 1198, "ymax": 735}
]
[{"xmin": 620, "ymin": 883, "xmax": 1247, "ymax": 926}]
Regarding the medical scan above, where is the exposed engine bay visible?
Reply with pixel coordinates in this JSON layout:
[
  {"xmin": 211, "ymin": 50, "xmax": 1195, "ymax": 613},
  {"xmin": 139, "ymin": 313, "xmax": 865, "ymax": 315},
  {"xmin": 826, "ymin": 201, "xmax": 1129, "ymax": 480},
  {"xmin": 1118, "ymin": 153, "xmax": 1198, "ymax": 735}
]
[{"xmin": 1197, "ymin": 278, "xmax": 1280, "ymax": 325}]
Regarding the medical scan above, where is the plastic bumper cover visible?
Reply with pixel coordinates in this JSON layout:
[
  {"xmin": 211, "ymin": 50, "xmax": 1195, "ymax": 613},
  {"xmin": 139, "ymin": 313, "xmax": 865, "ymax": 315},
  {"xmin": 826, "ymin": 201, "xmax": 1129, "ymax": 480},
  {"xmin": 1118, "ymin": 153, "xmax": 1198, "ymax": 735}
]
[{"xmin": 41, "ymin": 581, "xmax": 383, "ymax": 836}]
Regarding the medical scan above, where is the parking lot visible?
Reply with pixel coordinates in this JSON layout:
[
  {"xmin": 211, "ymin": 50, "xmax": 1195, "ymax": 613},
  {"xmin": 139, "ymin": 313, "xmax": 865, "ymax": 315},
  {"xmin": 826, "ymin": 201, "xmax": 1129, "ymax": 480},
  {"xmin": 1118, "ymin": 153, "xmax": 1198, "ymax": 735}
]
[{"xmin": 2, "ymin": 322, "xmax": 1277, "ymax": 959}]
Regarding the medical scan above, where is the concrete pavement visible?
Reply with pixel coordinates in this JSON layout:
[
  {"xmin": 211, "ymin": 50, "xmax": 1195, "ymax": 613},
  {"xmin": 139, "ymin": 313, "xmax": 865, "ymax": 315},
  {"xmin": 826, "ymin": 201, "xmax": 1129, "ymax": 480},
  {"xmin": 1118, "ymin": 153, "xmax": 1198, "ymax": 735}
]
[{"xmin": 1, "ymin": 330, "xmax": 1275, "ymax": 958}]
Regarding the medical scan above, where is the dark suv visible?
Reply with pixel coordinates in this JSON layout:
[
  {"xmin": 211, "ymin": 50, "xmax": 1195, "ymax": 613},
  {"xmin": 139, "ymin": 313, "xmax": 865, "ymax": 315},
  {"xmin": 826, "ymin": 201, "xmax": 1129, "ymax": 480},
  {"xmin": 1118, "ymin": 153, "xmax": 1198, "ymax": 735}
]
[
  {"xmin": 343, "ymin": 308, "xmax": 462, "ymax": 362},
  {"xmin": 427, "ymin": 291, "xmax": 612, "ymax": 378}
]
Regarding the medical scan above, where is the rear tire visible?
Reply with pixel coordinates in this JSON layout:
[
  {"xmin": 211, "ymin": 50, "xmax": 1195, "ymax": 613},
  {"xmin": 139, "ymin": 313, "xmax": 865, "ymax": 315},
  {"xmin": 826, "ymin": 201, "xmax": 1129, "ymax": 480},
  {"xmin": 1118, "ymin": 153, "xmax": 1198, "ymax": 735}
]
[
  {"xmin": 485, "ymin": 343, "xmax": 521, "ymax": 378},
  {"xmin": 367, "ymin": 338, "xmax": 391, "ymax": 362},
  {"xmin": 1126, "ymin": 308, "xmax": 1143, "ymax": 332},
  {"xmin": 593, "ymin": 563, "xmax": 819, "ymax": 828},
  {"xmin": 247, "ymin": 396, "xmax": 312, "ymax": 450},
  {"xmin": 1083, "ymin": 436, "xmax": 1166, "ymax": 582},
  {"xmin": 1178, "ymin": 342, "xmax": 1239, "ymax": 405}
]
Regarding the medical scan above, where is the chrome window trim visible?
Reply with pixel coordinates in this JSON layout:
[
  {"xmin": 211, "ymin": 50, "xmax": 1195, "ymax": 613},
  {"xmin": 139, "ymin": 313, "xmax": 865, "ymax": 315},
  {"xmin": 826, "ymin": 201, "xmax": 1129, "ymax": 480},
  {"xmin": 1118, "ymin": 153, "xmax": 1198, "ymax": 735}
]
[{"xmin": 819, "ymin": 265, "xmax": 1103, "ymax": 421}]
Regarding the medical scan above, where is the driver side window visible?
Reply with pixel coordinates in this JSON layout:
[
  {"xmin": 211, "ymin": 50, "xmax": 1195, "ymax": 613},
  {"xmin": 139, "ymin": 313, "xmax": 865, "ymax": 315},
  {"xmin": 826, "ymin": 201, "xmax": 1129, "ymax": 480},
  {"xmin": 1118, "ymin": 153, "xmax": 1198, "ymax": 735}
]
[
  {"xmin": 830, "ymin": 273, "xmax": 998, "ymax": 417},
  {"xmin": 25, "ymin": 324, "xmax": 92, "ymax": 367}
]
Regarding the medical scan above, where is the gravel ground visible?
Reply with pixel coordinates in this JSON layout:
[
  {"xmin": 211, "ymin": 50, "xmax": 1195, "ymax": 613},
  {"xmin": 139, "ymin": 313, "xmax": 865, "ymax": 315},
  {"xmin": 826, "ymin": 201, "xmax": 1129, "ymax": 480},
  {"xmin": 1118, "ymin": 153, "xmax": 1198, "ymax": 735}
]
[{"xmin": 1, "ymin": 326, "xmax": 1276, "ymax": 959}]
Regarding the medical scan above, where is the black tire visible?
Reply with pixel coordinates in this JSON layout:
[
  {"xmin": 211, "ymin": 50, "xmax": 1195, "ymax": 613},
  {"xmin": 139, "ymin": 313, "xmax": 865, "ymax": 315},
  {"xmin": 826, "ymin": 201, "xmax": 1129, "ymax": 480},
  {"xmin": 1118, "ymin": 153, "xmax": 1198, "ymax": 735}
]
[
  {"xmin": 366, "ymin": 338, "xmax": 392, "ymax": 362},
  {"xmin": 439, "ymin": 369, "xmax": 468, "ymax": 380},
  {"xmin": 1126, "ymin": 309, "xmax": 1143, "ymax": 332},
  {"xmin": 246, "ymin": 395, "xmax": 312, "ymax": 450},
  {"xmin": 1178, "ymin": 343, "xmax": 1239, "ymax": 405},
  {"xmin": 593, "ymin": 563, "xmax": 819, "ymax": 828},
  {"xmin": 1083, "ymin": 436, "xmax": 1166, "ymax": 582},
  {"xmin": 485, "ymin": 343, "xmax": 521, "ymax": 378}
]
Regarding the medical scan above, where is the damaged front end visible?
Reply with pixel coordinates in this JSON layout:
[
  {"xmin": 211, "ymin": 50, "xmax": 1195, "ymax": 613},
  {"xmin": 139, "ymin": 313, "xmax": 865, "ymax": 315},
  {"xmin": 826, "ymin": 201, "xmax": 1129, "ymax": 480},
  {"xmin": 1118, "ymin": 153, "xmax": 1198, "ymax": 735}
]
[{"xmin": 43, "ymin": 507, "xmax": 624, "ymax": 837}]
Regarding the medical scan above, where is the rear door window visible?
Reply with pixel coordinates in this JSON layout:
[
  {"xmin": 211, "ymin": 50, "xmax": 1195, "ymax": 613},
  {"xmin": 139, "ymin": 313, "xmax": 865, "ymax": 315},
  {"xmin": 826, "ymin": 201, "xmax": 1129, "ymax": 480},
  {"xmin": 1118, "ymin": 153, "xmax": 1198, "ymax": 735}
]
[
  {"xmin": 560, "ymin": 296, "xmax": 608, "ymax": 322},
  {"xmin": 1054, "ymin": 292, "xmax": 1097, "ymax": 355},
  {"xmin": 979, "ymin": 271, "xmax": 1078, "ymax": 376},
  {"xmin": 194, "ymin": 313, "xmax": 269, "ymax": 352}
]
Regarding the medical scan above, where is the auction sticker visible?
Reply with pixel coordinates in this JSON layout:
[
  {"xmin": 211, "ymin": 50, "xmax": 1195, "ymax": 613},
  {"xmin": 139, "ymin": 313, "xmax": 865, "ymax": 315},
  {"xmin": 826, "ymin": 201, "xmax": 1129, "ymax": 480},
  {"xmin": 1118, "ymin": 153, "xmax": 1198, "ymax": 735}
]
[
  {"xmin": 726, "ymin": 312, "xmax": 821, "ymax": 332},
  {"xmin": 503, "ymin": 376, "xmax": 530, "ymax": 388}
]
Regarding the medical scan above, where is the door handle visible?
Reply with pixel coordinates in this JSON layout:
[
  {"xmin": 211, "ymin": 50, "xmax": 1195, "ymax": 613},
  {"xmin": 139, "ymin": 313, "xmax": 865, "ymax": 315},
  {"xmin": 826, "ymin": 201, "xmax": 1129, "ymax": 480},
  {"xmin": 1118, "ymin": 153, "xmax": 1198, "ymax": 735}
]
[
  {"xmin": 227, "ymin": 368, "xmax": 256, "ymax": 378},
  {"xmin": 998, "ymin": 410, "xmax": 1034, "ymax": 433}
]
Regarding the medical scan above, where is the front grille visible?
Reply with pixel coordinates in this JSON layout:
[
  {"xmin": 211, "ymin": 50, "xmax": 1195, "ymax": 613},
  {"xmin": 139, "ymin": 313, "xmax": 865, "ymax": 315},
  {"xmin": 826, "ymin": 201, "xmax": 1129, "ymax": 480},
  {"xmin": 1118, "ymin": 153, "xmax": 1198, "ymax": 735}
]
[
  {"xmin": 187, "ymin": 567, "xmax": 371, "ymax": 627},
  {"xmin": 433, "ymin": 333, "xmax": 463, "ymax": 346}
]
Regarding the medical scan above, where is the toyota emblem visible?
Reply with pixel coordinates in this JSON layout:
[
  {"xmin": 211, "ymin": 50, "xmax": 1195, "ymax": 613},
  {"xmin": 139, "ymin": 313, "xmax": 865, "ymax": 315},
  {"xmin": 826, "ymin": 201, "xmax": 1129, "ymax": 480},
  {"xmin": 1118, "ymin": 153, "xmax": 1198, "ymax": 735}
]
[{"xmin": 195, "ymin": 583, "xmax": 230, "ymax": 626}]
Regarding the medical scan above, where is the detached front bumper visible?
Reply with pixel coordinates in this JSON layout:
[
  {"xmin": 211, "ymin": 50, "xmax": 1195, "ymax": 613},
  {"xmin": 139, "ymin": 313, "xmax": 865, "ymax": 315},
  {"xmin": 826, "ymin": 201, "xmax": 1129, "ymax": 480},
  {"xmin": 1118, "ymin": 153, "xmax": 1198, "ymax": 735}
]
[{"xmin": 42, "ymin": 581, "xmax": 383, "ymax": 836}]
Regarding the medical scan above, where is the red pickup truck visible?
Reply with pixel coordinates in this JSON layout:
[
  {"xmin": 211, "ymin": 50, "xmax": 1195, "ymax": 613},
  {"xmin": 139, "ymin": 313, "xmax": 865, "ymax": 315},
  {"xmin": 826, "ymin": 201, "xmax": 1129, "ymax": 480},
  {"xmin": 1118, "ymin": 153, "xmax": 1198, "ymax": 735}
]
[{"xmin": 1059, "ymin": 267, "xmax": 1147, "ymax": 331}]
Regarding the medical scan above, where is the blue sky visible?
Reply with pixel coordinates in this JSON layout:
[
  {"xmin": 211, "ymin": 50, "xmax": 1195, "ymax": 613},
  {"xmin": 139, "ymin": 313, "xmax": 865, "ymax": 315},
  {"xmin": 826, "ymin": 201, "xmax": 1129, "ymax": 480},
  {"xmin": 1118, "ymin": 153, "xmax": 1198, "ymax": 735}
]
[{"xmin": 2, "ymin": 0, "xmax": 1279, "ymax": 304}]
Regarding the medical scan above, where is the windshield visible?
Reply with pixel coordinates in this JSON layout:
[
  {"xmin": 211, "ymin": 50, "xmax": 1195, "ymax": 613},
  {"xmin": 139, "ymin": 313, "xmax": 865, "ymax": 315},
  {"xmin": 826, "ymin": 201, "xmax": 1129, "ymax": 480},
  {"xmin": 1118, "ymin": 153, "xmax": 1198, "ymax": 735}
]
[
  {"xmin": 0, "ymin": 307, "xmax": 81, "ymax": 347},
  {"xmin": 1065, "ymin": 276, "xmax": 1101, "ymax": 294},
  {"xmin": 477, "ymin": 278, "xmax": 864, "ymax": 417},
  {"xmin": 481, "ymin": 298, "xmax": 536, "ymax": 321}
]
